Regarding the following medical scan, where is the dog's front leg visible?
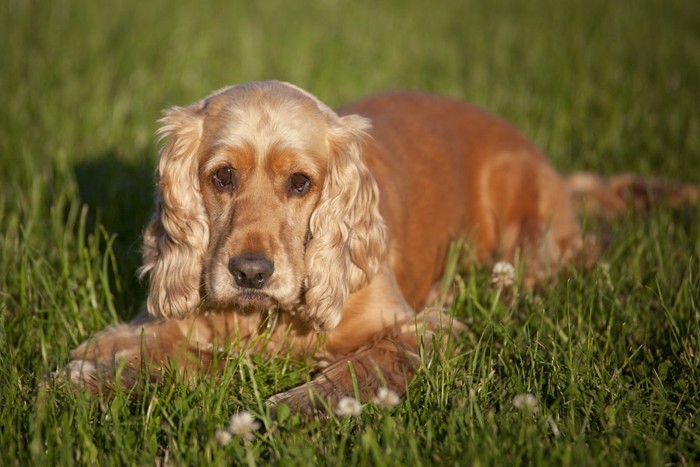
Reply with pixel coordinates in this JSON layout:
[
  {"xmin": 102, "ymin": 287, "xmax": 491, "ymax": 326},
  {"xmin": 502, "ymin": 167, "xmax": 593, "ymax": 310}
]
[
  {"xmin": 267, "ymin": 336, "xmax": 419, "ymax": 416},
  {"xmin": 66, "ymin": 312, "xmax": 224, "ymax": 394},
  {"xmin": 267, "ymin": 309, "xmax": 462, "ymax": 417}
]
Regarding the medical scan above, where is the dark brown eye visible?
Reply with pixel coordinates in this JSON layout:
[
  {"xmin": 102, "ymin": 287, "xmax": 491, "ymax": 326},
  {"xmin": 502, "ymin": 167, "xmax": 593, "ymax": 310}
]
[
  {"xmin": 213, "ymin": 166, "xmax": 235, "ymax": 192},
  {"xmin": 289, "ymin": 173, "xmax": 311, "ymax": 196}
]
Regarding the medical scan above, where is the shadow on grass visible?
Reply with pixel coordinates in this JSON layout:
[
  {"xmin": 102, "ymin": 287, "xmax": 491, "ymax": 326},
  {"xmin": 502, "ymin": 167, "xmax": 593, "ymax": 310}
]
[{"xmin": 74, "ymin": 150, "xmax": 155, "ymax": 317}]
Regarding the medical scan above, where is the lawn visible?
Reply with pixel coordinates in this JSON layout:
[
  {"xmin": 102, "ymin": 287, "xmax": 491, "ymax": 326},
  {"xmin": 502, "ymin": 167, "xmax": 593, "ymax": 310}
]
[{"xmin": 1, "ymin": 0, "xmax": 699, "ymax": 464}]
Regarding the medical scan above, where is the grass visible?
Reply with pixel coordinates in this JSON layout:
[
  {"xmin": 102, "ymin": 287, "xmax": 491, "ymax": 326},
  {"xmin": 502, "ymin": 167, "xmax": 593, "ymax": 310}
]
[{"xmin": 1, "ymin": 0, "xmax": 699, "ymax": 464}]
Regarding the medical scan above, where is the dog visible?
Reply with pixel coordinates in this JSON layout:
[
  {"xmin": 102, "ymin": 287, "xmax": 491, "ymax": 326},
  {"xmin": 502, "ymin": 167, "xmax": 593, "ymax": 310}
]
[{"xmin": 67, "ymin": 81, "xmax": 698, "ymax": 414}]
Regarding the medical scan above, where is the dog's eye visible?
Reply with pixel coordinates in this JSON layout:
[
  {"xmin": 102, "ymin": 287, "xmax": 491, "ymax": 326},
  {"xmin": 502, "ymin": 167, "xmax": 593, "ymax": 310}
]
[
  {"xmin": 213, "ymin": 166, "xmax": 235, "ymax": 192},
  {"xmin": 289, "ymin": 173, "xmax": 311, "ymax": 196}
]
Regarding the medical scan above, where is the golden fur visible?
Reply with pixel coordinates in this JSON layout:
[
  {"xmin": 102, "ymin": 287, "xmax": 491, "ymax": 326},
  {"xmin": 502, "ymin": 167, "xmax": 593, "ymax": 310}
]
[{"xmin": 68, "ymin": 81, "xmax": 698, "ymax": 414}]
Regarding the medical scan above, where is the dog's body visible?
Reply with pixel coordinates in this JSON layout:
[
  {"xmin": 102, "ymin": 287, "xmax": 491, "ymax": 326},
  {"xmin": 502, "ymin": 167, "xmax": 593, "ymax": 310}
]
[
  {"xmin": 341, "ymin": 91, "xmax": 583, "ymax": 300},
  {"xmin": 68, "ymin": 81, "xmax": 697, "ymax": 414}
]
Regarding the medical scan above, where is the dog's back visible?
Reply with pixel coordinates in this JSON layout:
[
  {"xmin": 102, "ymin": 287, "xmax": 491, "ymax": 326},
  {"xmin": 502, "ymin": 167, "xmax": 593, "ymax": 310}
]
[{"xmin": 341, "ymin": 91, "xmax": 582, "ymax": 301}]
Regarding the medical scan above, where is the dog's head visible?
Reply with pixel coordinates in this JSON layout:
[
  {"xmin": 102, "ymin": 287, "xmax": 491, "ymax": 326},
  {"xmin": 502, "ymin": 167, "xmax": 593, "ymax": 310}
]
[{"xmin": 139, "ymin": 81, "xmax": 387, "ymax": 331}]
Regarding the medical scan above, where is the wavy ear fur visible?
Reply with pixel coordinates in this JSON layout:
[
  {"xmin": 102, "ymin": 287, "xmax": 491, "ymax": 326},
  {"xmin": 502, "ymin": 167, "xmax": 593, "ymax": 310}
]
[
  {"xmin": 303, "ymin": 114, "xmax": 388, "ymax": 331},
  {"xmin": 138, "ymin": 103, "xmax": 208, "ymax": 319}
]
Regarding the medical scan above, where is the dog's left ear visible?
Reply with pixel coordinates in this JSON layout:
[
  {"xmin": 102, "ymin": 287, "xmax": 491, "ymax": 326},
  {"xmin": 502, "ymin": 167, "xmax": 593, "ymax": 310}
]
[
  {"xmin": 139, "ymin": 102, "xmax": 209, "ymax": 319},
  {"xmin": 303, "ymin": 114, "xmax": 388, "ymax": 331}
]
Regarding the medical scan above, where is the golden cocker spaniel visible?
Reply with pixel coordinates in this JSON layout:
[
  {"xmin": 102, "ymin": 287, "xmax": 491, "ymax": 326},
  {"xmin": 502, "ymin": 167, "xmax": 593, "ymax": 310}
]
[{"xmin": 68, "ymin": 81, "xmax": 698, "ymax": 414}]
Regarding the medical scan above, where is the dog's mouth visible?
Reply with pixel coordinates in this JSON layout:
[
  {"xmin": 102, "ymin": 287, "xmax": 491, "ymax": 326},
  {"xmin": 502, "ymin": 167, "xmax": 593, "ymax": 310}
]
[
  {"xmin": 233, "ymin": 291, "xmax": 277, "ymax": 308},
  {"xmin": 205, "ymin": 290, "xmax": 280, "ymax": 312}
]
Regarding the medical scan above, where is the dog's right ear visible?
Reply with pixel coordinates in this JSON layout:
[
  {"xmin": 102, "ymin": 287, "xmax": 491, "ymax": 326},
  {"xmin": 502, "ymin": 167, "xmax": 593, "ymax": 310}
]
[
  {"xmin": 139, "ymin": 102, "xmax": 209, "ymax": 319},
  {"xmin": 303, "ymin": 113, "xmax": 388, "ymax": 332}
]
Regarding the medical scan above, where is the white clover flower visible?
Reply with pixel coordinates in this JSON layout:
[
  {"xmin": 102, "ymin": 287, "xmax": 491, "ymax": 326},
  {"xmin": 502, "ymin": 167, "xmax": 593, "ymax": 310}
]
[
  {"xmin": 373, "ymin": 387, "xmax": 400, "ymax": 409},
  {"xmin": 546, "ymin": 416, "xmax": 561, "ymax": 438},
  {"xmin": 214, "ymin": 428, "xmax": 233, "ymax": 446},
  {"xmin": 492, "ymin": 261, "xmax": 516, "ymax": 287},
  {"xmin": 512, "ymin": 393, "xmax": 538, "ymax": 413},
  {"xmin": 228, "ymin": 411, "xmax": 261, "ymax": 441},
  {"xmin": 335, "ymin": 397, "xmax": 362, "ymax": 417}
]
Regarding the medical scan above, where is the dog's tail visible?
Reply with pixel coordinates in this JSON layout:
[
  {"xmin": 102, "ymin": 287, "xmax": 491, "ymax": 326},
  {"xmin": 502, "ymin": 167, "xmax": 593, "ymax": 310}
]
[{"xmin": 565, "ymin": 172, "xmax": 699, "ymax": 218}]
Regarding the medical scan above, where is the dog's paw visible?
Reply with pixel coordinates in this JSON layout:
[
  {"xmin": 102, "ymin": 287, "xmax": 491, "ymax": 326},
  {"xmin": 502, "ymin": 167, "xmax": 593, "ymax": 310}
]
[
  {"xmin": 67, "ymin": 359, "xmax": 101, "ymax": 391},
  {"xmin": 267, "ymin": 380, "xmax": 342, "ymax": 418},
  {"xmin": 267, "ymin": 340, "xmax": 416, "ymax": 418},
  {"xmin": 45, "ymin": 359, "xmax": 104, "ymax": 394}
]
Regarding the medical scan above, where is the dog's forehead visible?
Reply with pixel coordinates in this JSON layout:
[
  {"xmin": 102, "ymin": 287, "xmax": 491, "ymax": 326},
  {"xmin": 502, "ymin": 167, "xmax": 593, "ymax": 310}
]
[{"xmin": 204, "ymin": 83, "xmax": 332, "ymax": 157}]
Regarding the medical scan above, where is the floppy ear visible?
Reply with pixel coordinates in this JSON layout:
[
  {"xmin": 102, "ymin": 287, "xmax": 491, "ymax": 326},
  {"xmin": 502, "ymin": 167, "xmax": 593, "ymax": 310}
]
[
  {"xmin": 303, "ymin": 114, "xmax": 388, "ymax": 331},
  {"xmin": 138, "ymin": 103, "xmax": 209, "ymax": 319}
]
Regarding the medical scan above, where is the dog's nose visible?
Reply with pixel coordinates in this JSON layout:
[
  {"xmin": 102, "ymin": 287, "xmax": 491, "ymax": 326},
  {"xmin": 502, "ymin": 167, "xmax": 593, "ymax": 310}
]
[{"xmin": 228, "ymin": 254, "xmax": 274, "ymax": 289}]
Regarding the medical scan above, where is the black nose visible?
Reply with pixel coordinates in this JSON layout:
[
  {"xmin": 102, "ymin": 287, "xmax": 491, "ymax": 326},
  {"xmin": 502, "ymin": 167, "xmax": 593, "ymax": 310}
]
[{"xmin": 228, "ymin": 254, "xmax": 274, "ymax": 289}]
